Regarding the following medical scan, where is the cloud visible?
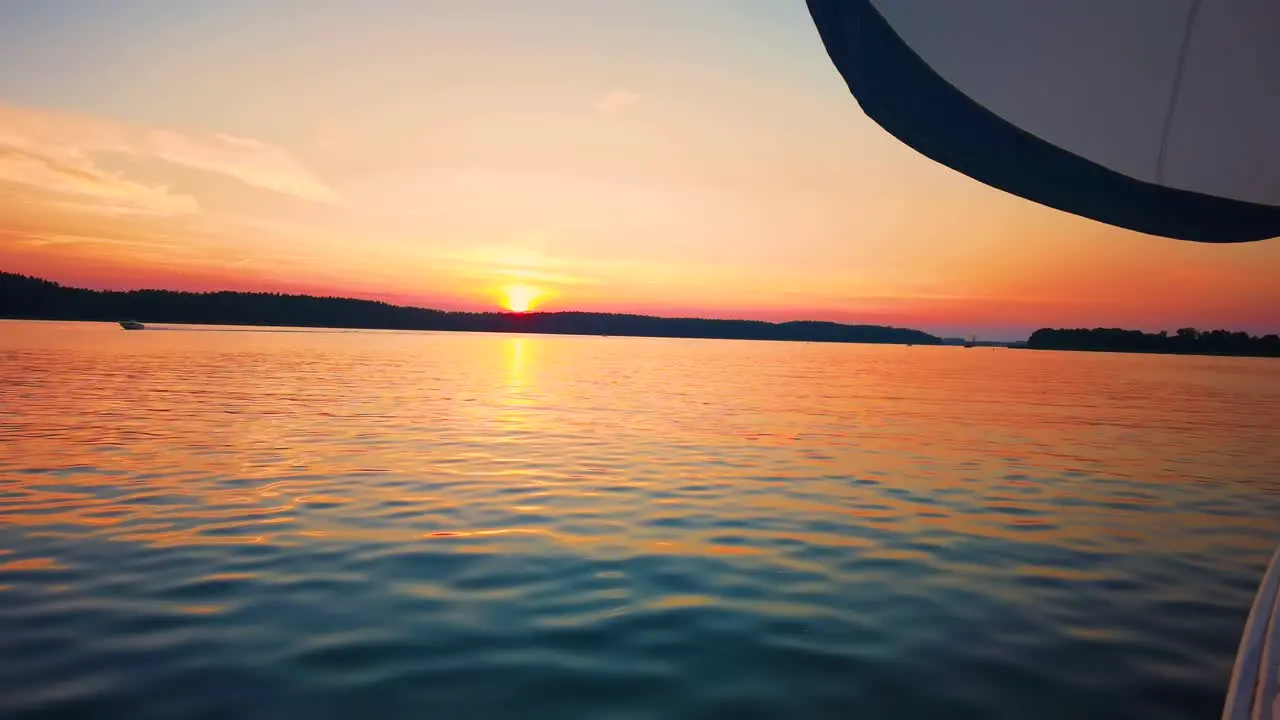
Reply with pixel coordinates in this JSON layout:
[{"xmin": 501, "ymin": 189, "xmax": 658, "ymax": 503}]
[
  {"xmin": 0, "ymin": 145, "xmax": 199, "ymax": 216},
  {"xmin": 437, "ymin": 242, "xmax": 592, "ymax": 287},
  {"xmin": 595, "ymin": 90, "xmax": 641, "ymax": 115},
  {"xmin": 0, "ymin": 102, "xmax": 338, "ymax": 207},
  {"xmin": 10, "ymin": 231, "xmax": 181, "ymax": 253},
  {"xmin": 144, "ymin": 130, "xmax": 338, "ymax": 203}
]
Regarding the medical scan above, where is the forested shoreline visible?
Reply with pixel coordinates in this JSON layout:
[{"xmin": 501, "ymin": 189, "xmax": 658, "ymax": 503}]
[
  {"xmin": 1028, "ymin": 327, "xmax": 1280, "ymax": 357},
  {"xmin": 0, "ymin": 272, "xmax": 942, "ymax": 346}
]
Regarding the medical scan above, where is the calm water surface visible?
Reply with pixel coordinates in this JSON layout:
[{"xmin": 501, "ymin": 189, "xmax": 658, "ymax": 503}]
[{"xmin": 1, "ymin": 320, "xmax": 1278, "ymax": 720}]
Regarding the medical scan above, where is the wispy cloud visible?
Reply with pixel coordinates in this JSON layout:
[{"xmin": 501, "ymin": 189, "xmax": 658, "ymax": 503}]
[
  {"xmin": 0, "ymin": 145, "xmax": 199, "ymax": 216},
  {"xmin": 0, "ymin": 103, "xmax": 338, "ymax": 208},
  {"xmin": 11, "ymin": 231, "xmax": 181, "ymax": 253},
  {"xmin": 595, "ymin": 90, "xmax": 641, "ymax": 115},
  {"xmin": 437, "ymin": 243, "xmax": 592, "ymax": 287}
]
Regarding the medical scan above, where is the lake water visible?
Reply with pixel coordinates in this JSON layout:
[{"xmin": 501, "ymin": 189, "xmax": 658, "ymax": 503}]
[{"xmin": 1, "ymin": 320, "xmax": 1277, "ymax": 720}]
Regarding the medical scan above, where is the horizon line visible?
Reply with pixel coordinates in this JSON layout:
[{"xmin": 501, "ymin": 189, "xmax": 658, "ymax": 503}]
[
  {"xmin": 1, "ymin": 270, "xmax": 963, "ymax": 337},
  {"xmin": 9, "ymin": 270, "xmax": 1273, "ymax": 342}
]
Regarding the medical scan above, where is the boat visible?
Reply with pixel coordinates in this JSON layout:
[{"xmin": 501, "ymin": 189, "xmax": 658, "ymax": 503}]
[
  {"xmin": 804, "ymin": 1, "xmax": 1280, "ymax": 244},
  {"xmin": 963, "ymin": 336, "xmax": 976, "ymax": 349},
  {"xmin": 118, "ymin": 320, "xmax": 145, "ymax": 330},
  {"xmin": 802, "ymin": 6, "xmax": 1279, "ymax": 716},
  {"xmin": 1222, "ymin": 545, "xmax": 1280, "ymax": 720}
]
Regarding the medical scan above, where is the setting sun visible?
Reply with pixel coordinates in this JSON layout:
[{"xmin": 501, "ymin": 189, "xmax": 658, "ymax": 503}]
[{"xmin": 501, "ymin": 284, "xmax": 542, "ymax": 313}]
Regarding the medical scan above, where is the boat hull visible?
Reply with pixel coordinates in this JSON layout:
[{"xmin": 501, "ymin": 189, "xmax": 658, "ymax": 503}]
[{"xmin": 1223, "ymin": 545, "xmax": 1280, "ymax": 719}]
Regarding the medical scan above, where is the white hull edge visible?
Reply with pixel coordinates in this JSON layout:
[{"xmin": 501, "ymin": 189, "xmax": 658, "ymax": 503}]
[{"xmin": 1223, "ymin": 545, "xmax": 1280, "ymax": 720}]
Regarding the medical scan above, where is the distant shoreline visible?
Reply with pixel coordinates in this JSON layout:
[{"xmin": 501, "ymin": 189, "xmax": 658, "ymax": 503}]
[
  {"xmin": 1019, "ymin": 346, "xmax": 1279, "ymax": 360},
  {"xmin": 0, "ymin": 317, "xmax": 932, "ymax": 344},
  {"xmin": 6, "ymin": 272, "xmax": 1275, "ymax": 357},
  {"xmin": 0, "ymin": 272, "xmax": 943, "ymax": 347},
  {"xmin": 1025, "ymin": 327, "xmax": 1279, "ymax": 359}
]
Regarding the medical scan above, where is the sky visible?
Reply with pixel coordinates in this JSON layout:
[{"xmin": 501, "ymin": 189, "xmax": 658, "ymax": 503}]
[{"xmin": 0, "ymin": 0, "xmax": 1277, "ymax": 340}]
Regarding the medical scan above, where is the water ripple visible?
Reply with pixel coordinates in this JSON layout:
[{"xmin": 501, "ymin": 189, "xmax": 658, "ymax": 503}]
[{"xmin": 1, "ymin": 321, "xmax": 1278, "ymax": 719}]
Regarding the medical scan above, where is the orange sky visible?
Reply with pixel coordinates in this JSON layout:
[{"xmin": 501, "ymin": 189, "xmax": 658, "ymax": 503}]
[{"xmin": 1, "ymin": 1, "xmax": 1277, "ymax": 339}]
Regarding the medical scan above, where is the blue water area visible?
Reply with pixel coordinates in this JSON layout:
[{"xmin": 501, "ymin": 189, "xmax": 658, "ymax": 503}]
[{"xmin": 1, "ymin": 322, "xmax": 1278, "ymax": 720}]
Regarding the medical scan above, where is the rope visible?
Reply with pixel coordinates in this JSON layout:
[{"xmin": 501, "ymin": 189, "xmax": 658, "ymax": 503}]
[{"xmin": 1156, "ymin": 0, "xmax": 1203, "ymax": 184}]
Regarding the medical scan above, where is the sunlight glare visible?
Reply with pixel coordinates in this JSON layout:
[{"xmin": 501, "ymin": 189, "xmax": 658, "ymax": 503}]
[{"xmin": 502, "ymin": 284, "xmax": 542, "ymax": 313}]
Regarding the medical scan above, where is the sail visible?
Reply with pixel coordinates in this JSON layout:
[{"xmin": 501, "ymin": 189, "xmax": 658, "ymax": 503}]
[{"xmin": 806, "ymin": 0, "xmax": 1280, "ymax": 243}]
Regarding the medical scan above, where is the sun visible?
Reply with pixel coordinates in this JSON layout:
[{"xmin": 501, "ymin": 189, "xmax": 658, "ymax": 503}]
[{"xmin": 501, "ymin": 284, "xmax": 542, "ymax": 313}]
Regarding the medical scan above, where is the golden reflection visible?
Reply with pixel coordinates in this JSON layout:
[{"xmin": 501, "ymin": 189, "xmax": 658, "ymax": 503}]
[
  {"xmin": 505, "ymin": 337, "xmax": 527, "ymax": 392},
  {"xmin": 423, "ymin": 528, "xmax": 551, "ymax": 539},
  {"xmin": 499, "ymin": 336, "xmax": 536, "ymax": 434},
  {"xmin": 203, "ymin": 572, "xmax": 257, "ymax": 582},
  {"xmin": 0, "ymin": 558, "xmax": 61, "ymax": 572},
  {"xmin": 0, "ymin": 323, "xmax": 1276, "ymax": 568},
  {"xmin": 651, "ymin": 595, "xmax": 716, "ymax": 609},
  {"xmin": 176, "ymin": 604, "xmax": 227, "ymax": 615}
]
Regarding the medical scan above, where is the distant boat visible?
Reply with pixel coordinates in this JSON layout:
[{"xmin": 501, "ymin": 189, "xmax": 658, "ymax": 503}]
[
  {"xmin": 118, "ymin": 321, "xmax": 145, "ymax": 330},
  {"xmin": 963, "ymin": 336, "xmax": 976, "ymax": 348}
]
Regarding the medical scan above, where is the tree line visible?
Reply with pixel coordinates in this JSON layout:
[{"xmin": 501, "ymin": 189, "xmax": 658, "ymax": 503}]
[
  {"xmin": 0, "ymin": 272, "xmax": 943, "ymax": 346},
  {"xmin": 1028, "ymin": 327, "xmax": 1280, "ymax": 357}
]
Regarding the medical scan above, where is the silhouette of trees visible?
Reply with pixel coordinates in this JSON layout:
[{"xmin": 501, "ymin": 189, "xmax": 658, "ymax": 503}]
[
  {"xmin": 0, "ymin": 272, "xmax": 943, "ymax": 346},
  {"xmin": 1027, "ymin": 327, "xmax": 1279, "ymax": 358}
]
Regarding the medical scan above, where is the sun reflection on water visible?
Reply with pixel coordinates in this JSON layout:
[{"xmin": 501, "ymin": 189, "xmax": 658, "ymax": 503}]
[{"xmin": 0, "ymin": 321, "xmax": 1278, "ymax": 719}]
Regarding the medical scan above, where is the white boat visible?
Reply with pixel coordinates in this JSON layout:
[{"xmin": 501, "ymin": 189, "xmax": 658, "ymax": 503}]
[{"xmin": 1222, "ymin": 546, "xmax": 1280, "ymax": 720}]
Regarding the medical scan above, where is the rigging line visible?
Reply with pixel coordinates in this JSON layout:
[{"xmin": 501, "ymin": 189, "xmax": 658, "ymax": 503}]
[{"xmin": 1157, "ymin": 0, "xmax": 1203, "ymax": 184}]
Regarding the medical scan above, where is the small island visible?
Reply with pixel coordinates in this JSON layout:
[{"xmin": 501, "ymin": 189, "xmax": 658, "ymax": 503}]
[
  {"xmin": 1027, "ymin": 327, "xmax": 1280, "ymax": 358},
  {"xmin": 0, "ymin": 272, "xmax": 943, "ymax": 346}
]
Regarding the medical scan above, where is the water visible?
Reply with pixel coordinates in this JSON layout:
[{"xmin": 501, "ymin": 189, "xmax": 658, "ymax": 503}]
[{"xmin": 1, "ymin": 320, "xmax": 1277, "ymax": 720}]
